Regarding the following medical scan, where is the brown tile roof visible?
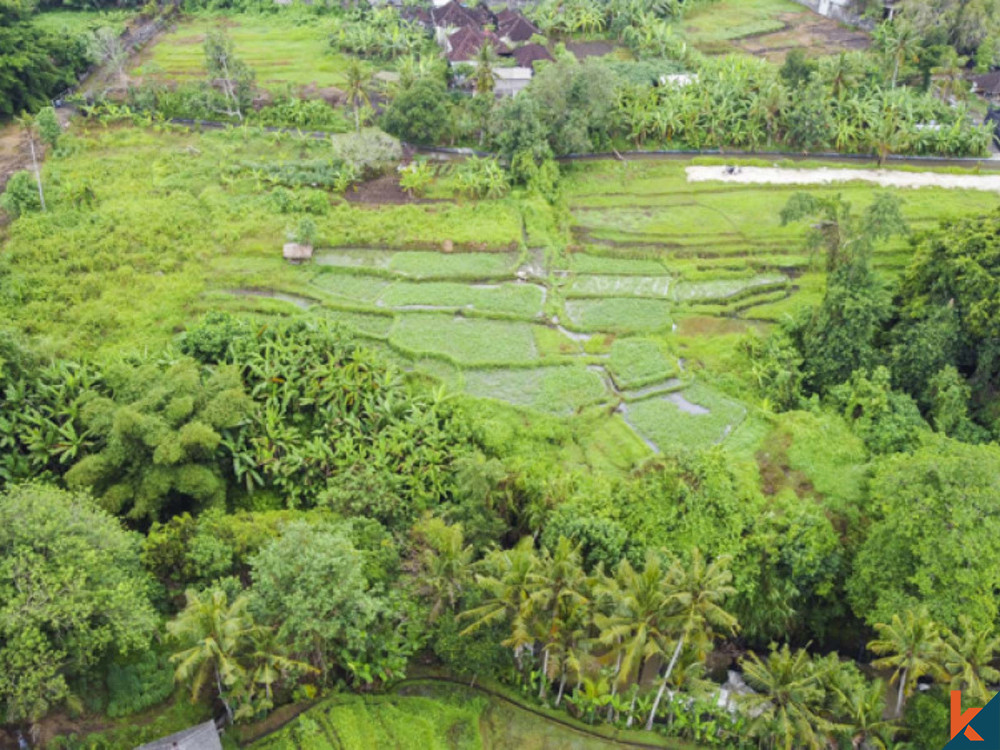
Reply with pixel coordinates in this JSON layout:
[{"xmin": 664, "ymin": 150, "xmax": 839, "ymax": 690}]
[
  {"xmin": 973, "ymin": 71, "xmax": 1000, "ymax": 96},
  {"xmin": 495, "ymin": 7, "xmax": 519, "ymax": 24},
  {"xmin": 447, "ymin": 30, "xmax": 510, "ymax": 62},
  {"xmin": 432, "ymin": 0, "xmax": 480, "ymax": 28},
  {"xmin": 468, "ymin": 3, "xmax": 494, "ymax": 25},
  {"xmin": 512, "ymin": 43, "xmax": 553, "ymax": 68},
  {"xmin": 498, "ymin": 15, "xmax": 538, "ymax": 43},
  {"xmin": 448, "ymin": 25, "xmax": 481, "ymax": 51}
]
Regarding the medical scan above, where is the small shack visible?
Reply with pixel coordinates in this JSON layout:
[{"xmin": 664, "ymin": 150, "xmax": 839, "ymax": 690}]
[
  {"xmin": 972, "ymin": 71, "xmax": 1000, "ymax": 102},
  {"xmin": 134, "ymin": 721, "xmax": 222, "ymax": 750},
  {"xmin": 283, "ymin": 242, "xmax": 314, "ymax": 263}
]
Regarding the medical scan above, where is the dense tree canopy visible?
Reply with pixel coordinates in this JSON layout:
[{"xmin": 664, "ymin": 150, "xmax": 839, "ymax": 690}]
[
  {"xmin": 0, "ymin": 0, "xmax": 89, "ymax": 116},
  {"xmin": 849, "ymin": 439, "xmax": 1000, "ymax": 630},
  {"xmin": 0, "ymin": 484, "xmax": 156, "ymax": 722}
]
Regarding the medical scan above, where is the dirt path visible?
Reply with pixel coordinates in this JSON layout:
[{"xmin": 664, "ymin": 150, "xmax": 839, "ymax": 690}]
[
  {"xmin": 686, "ymin": 164, "xmax": 1000, "ymax": 192},
  {"xmin": 0, "ymin": 122, "xmax": 26, "ymax": 194}
]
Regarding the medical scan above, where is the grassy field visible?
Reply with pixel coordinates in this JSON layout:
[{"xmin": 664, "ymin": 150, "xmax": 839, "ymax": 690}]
[
  {"xmin": 4, "ymin": 121, "xmax": 999, "ymax": 474},
  {"xmin": 137, "ymin": 14, "xmax": 361, "ymax": 91},
  {"xmin": 681, "ymin": 0, "xmax": 870, "ymax": 58},
  {"xmin": 682, "ymin": 0, "xmax": 796, "ymax": 46},
  {"xmin": 32, "ymin": 8, "xmax": 135, "ymax": 36}
]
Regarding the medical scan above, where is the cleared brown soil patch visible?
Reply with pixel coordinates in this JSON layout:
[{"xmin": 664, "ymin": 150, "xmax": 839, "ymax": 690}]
[
  {"xmin": 345, "ymin": 174, "xmax": 414, "ymax": 205},
  {"xmin": 736, "ymin": 11, "xmax": 869, "ymax": 62},
  {"xmin": 344, "ymin": 174, "xmax": 448, "ymax": 206},
  {"xmin": 756, "ymin": 430, "xmax": 817, "ymax": 498}
]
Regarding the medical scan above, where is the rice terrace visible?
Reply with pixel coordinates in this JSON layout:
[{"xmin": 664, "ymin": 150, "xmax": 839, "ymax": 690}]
[{"xmin": 7, "ymin": 0, "xmax": 1000, "ymax": 747}]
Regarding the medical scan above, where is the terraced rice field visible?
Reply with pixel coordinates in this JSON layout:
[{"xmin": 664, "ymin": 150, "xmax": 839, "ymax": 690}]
[{"xmin": 222, "ymin": 158, "xmax": 1000, "ymax": 458}]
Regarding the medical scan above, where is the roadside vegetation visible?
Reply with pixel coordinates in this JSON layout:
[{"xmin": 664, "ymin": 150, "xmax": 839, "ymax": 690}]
[{"xmin": 5, "ymin": 0, "xmax": 1000, "ymax": 748}]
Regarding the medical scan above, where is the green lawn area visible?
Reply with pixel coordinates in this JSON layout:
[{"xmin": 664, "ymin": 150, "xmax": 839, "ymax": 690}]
[{"xmin": 138, "ymin": 14, "xmax": 359, "ymax": 90}]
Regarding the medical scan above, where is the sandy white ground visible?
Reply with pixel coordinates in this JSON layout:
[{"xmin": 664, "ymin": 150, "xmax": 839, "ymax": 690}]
[{"xmin": 685, "ymin": 165, "xmax": 1000, "ymax": 192}]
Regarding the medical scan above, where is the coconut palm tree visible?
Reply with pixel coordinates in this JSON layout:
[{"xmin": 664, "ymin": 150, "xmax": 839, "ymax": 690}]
[
  {"xmin": 168, "ymin": 587, "xmax": 255, "ymax": 724},
  {"xmin": 821, "ymin": 658, "xmax": 897, "ymax": 750},
  {"xmin": 473, "ymin": 42, "xmax": 497, "ymax": 98},
  {"xmin": 238, "ymin": 627, "xmax": 314, "ymax": 720},
  {"xmin": 15, "ymin": 112, "xmax": 45, "ymax": 212},
  {"xmin": 868, "ymin": 608, "xmax": 947, "ymax": 718},
  {"xmin": 414, "ymin": 516, "xmax": 475, "ymax": 622},
  {"xmin": 548, "ymin": 597, "xmax": 591, "ymax": 707},
  {"xmin": 645, "ymin": 549, "xmax": 737, "ymax": 731},
  {"xmin": 943, "ymin": 615, "xmax": 1000, "ymax": 705},
  {"xmin": 460, "ymin": 537, "xmax": 539, "ymax": 667},
  {"xmin": 595, "ymin": 552, "xmax": 674, "ymax": 727},
  {"xmin": 345, "ymin": 59, "xmax": 370, "ymax": 132},
  {"xmin": 740, "ymin": 643, "xmax": 831, "ymax": 750},
  {"xmin": 525, "ymin": 537, "xmax": 590, "ymax": 700},
  {"xmin": 873, "ymin": 20, "xmax": 920, "ymax": 89}
]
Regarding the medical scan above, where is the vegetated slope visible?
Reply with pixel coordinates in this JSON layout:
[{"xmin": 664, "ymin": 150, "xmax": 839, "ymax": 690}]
[
  {"xmin": 4, "ymin": 122, "xmax": 998, "ymax": 472},
  {"xmin": 249, "ymin": 679, "xmax": 694, "ymax": 750}
]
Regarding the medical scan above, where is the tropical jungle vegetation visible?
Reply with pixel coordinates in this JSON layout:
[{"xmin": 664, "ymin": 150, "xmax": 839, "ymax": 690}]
[{"xmin": 5, "ymin": 0, "xmax": 1000, "ymax": 748}]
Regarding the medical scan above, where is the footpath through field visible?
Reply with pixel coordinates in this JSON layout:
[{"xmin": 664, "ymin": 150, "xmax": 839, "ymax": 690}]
[{"xmin": 686, "ymin": 164, "xmax": 1000, "ymax": 192}]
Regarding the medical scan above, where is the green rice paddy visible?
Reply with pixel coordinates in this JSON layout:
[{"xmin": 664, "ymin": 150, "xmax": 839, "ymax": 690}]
[
  {"xmin": 9, "ymin": 123, "xmax": 998, "ymax": 469},
  {"xmin": 138, "ymin": 14, "xmax": 360, "ymax": 90}
]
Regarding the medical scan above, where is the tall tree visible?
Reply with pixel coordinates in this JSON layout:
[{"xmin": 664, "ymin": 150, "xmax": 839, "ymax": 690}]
[
  {"xmin": 868, "ymin": 608, "xmax": 946, "ymax": 718},
  {"xmin": 524, "ymin": 537, "xmax": 589, "ymax": 700},
  {"xmin": 204, "ymin": 30, "xmax": 255, "ymax": 122},
  {"xmin": 345, "ymin": 59, "xmax": 370, "ymax": 132},
  {"xmin": 0, "ymin": 484, "xmax": 156, "ymax": 722},
  {"xmin": 249, "ymin": 521, "xmax": 387, "ymax": 685},
  {"xmin": 473, "ymin": 42, "xmax": 497, "ymax": 97},
  {"xmin": 15, "ymin": 111, "xmax": 45, "ymax": 212},
  {"xmin": 943, "ymin": 616, "xmax": 1000, "ymax": 705},
  {"xmin": 90, "ymin": 26, "xmax": 127, "ymax": 93},
  {"xmin": 595, "ymin": 553, "xmax": 673, "ymax": 727},
  {"xmin": 412, "ymin": 516, "xmax": 474, "ymax": 622},
  {"xmin": 740, "ymin": 643, "xmax": 831, "ymax": 750},
  {"xmin": 646, "ymin": 550, "xmax": 737, "ymax": 730},
  {"xmin": 461, "ymin": 538, "xmax": 539, "ymax": 667},
  {"xmin": 168, "ymin": 587, "xmax": 254, "ymax": 724},
  {"xmin": 873, "ymin": 20, "xmax": 920, "ymax": 88}
]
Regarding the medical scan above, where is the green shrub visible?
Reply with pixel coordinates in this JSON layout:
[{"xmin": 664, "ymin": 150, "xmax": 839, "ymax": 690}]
[
  {"xmin": 105, "ymin": 650, "xmax": 174, "ymax": 718},
  {"xmin": 903, "ymin": 690, "xmax": 948, "ymax": 750},
  {"xmin": 0, "ymin": 171, "xmax": 42, "ymax": 217}
]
